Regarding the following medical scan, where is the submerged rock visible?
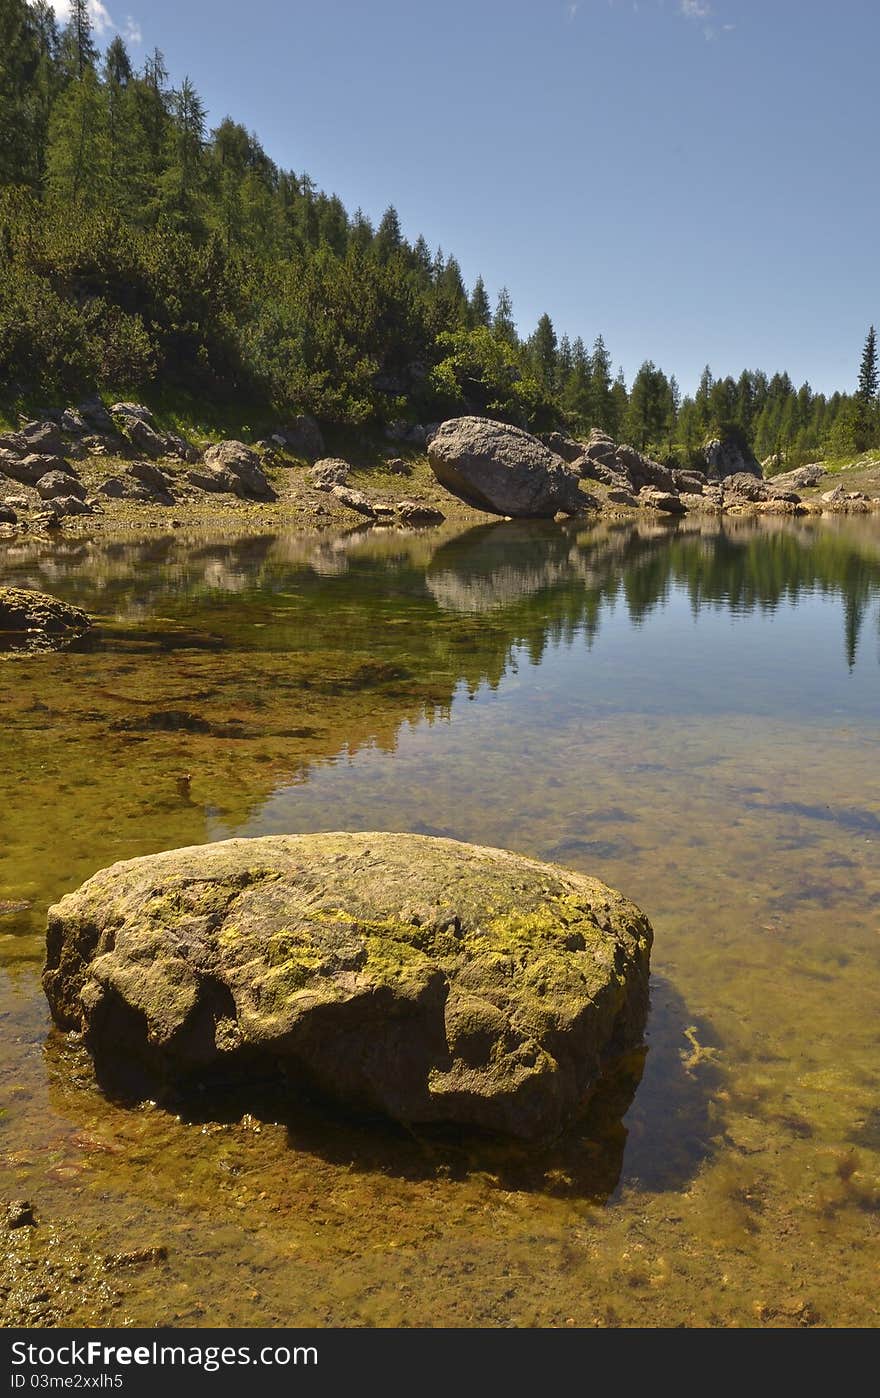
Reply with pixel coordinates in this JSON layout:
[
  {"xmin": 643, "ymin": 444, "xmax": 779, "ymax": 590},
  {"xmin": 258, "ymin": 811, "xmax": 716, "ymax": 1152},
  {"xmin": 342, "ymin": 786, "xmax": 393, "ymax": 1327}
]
[
  {"xmin": 0, "ymin": 586, "xmax": 92, "ymax": 651},
  {"xmin": 428, "ymin": 417, "xmax": 585, "ymax": 518},
  {"xmin": 42, "ymin": 832, "xmax": 653, "ymax": 1140}
]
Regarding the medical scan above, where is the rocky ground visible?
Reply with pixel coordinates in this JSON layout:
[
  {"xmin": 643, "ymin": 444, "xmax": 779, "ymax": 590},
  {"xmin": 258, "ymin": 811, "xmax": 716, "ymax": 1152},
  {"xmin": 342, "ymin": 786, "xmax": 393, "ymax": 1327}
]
[{"xmin": 2, "ymin": 400, "xmax": 878, "ymax": 544}]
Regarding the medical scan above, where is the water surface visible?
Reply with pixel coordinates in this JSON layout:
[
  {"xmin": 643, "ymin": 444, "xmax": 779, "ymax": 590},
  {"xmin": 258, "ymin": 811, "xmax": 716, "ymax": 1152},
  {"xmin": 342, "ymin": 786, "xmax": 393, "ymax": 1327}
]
[{"xmin": 1, "ymin": 515, "xmax": 878, "ymax": 1326}]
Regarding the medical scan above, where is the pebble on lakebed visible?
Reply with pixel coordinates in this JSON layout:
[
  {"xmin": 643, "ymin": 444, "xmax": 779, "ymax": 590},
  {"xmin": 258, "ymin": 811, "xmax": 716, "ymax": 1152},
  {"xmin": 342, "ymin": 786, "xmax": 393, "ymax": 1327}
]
[{"xmin": 42, "ymin": 832, "xmax": 653, "ymax": 1141}]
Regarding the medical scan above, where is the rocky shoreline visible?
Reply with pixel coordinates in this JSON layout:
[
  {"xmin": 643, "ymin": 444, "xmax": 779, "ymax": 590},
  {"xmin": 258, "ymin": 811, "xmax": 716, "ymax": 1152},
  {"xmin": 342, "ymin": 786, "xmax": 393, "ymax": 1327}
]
[{"xmin": 2, "ymin": 401, "xmax": 878, "ymax": 542}]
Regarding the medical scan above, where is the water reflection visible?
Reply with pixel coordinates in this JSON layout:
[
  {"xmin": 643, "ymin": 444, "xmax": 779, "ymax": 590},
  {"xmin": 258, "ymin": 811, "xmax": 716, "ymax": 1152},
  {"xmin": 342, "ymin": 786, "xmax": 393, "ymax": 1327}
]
[{"xmin": 1, "ymin": 515, "xmax": 880, "ymax": 1326}]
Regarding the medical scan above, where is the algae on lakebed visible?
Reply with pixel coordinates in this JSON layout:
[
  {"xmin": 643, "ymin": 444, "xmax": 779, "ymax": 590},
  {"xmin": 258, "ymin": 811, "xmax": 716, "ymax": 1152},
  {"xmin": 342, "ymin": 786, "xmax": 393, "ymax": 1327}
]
[{"xmin": 1, "ymin": 515, "xmax": 880, "ymax": 1326}]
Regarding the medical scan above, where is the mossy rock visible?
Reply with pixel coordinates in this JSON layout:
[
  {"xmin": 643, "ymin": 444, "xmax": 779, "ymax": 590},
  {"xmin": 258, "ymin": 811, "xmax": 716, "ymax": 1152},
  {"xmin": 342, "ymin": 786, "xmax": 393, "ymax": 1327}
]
[
  {"xmin": 43, "ymin": 833, "xmax": 653, "ymax": 1139},
  {"xmin": 0, "ymin": 586, "xmax": 92, "ymax": 653}
]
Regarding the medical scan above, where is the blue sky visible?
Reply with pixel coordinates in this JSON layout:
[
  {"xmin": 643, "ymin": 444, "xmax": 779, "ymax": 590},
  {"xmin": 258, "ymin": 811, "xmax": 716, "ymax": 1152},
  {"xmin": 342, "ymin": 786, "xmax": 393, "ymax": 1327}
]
[{"xmin": 63, "ymin": 0, "xmax": 878, "ymax": 395}]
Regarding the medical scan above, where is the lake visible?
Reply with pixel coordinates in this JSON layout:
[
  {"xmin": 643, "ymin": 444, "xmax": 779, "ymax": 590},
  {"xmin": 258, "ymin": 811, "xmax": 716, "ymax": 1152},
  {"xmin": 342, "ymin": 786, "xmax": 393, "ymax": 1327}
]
[{"xmin": 1, "ymin": 513, "xmax": 878, "ymax": 1326}]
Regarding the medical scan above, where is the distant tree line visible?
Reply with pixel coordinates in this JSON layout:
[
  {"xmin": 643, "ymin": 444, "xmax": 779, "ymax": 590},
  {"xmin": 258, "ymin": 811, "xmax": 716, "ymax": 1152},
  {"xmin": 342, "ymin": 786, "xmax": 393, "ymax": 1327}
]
[{"xmin": 1, "ymin": 0, "xmax": 878, "ymax": 466}]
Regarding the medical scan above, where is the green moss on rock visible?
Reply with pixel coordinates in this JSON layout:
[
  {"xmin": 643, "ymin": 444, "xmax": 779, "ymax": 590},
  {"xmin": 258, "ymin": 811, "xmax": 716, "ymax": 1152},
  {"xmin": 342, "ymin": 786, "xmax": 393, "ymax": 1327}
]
[{"xmin": 43, "ymin": 832, "xmax": 653, "ymax": 1140}]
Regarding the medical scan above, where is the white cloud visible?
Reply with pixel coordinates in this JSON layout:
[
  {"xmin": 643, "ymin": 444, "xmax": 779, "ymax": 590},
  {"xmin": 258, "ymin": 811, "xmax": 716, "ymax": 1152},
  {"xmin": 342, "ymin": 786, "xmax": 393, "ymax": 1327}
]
[
  {"xmin": 52, "ymin": 0, "xmax": 142, "ymax": 43},
  {"xmin": 567, "ymin": 2, "xmax": 579, "ymax": 19},
  {"xmin": 679, "ymin": 0, "xmax": 711, "ymax": 16}
]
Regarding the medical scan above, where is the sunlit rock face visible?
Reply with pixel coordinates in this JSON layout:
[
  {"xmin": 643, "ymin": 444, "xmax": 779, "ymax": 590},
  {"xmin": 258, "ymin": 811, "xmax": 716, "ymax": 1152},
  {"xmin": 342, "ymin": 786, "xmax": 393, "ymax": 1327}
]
[{"xmin": 44, "ymin": 832, "xmax": 652, "ymax": 1141}]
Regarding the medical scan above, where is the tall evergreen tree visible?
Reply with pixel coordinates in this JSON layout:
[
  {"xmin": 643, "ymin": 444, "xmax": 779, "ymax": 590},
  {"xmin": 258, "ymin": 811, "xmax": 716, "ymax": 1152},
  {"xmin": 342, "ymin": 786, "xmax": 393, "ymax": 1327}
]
[
  {"xmin": 589, "ymin": 335, "xmax": 613, "ymax": 431},
  {"xmin": 530, "ymin": 312, "xmax": 558, "ymax": 393},
  {"xmin": 159, "ymin": 76, "xmax": 207, "ymax": 227},
  {"xmin": 1, "ymin": 0, "xmax": 34, "ymax": 183},
  {"xmin": 857, "ymin": 325, "xmax": 878, "ymax": 401},
  {"xmin": 492, "ymin": 287, "xmax": 516, "ymax": 344},
  {"xmin": 374, "ymin": 204, "xmax": 402, "ymax": 261},
  {"xmin": 469, "ymin": 275, "xmax": 491, "ymax": 328},
  {"xmin": 46, "ymin": 65, "xmax": 109, "ymax": 206},
  {"xmin": 61, "ymin": 0, "xmax": 98, "ymax": 78}
]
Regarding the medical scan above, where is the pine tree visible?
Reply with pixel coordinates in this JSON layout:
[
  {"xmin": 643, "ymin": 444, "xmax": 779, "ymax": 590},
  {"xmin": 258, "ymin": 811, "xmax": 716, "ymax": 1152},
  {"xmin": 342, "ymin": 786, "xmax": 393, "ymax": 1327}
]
[
  {"xmin": 562, "ymin": 336, "xmax": 591, "ymax": 425},
  {"xmin": 411, "ymin": 235, "xmax": 431, "ymax": 272},
  {"xmin": 0, "ymin": 0, "xmax": 39, "ymax": 185},
  {"xmin": 857, "ymin": 326, "xmax": 878, "ymax": 401},
  {"xmin": 530, "ymin": 313, "xmax": 558, "ymax": 394},
  {"xmin": 159, "ymin": 76, "xmax": 207, "ymax": 228},
  {"xmin": 492, "ymin": 287, "xmax": 516, "ymax": 344},
  {"xmin": 349, "ymin": 208, "xmax": 374, "ymax": 254},
  {"xmin": 61, "ymin": 0, "xmax": 98, "ymax": 79},
  {"xmin": 46, "ymin": 66, "xmax": 109, "ymax": 206},
  {"xmin": 374, "ymin": 205, "xmax": 403, "ymax": 261},
  {"xmin": 589, "ymin": 335, "xmax": 613, "ymax": 430},
  {"xmin": 469, "ymin": 276, "xmax": 491, "ymax": 328},
  {"xmin": 103, "ymin": 36, "xmax": 146, "ymax": 217}
]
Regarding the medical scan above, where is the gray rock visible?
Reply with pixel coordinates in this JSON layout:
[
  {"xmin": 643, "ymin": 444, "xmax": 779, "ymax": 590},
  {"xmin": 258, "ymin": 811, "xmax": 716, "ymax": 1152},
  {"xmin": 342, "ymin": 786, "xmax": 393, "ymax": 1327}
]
[
  {"xmin": 121, "ymin": 416, "xmax": 169, "ymax": 459},
  {"xmin": 5, "ymin": 1200, "xmax": 36, "ymax": 1229},
  {"xmin": 428, "ymin": 416, "xmax": 585, "ymax": 518},
  {"xmin": 36, "ymin": 471, "xmax": 87, "ymax": 502},
  {"xmin": 185, "ymin": 468, "xmax": 233, "ymax": 494},
  {"xmin": 605, "ymin": 487, "xmax": 637, "ymax": 506},
  {"xmin": 2, "ymin": 454, "xmax": 76, "ymax": 486},
  {"xmin": 60, "ymin": 408, "xmax": 88, "ymax": 434},
  {"xmin": 395, "ymin": 500, "xmax": 445, "ymax": 526},
  {"xmin": 542, "ymin": 431, "xmax": 586, "ymax": 464},
  {"xmin": 770, "ymin": 463, "xmax": 826, "ymax": 492},
  {"xmin": 201, "ymin": 441, "xmax": 272, "ymax": 499},
  {"xmin": 704, "ymin": 434, "xmax": 762, "ymax": 480},
  {"xmin": 722, "ymin": 473, "xmax": 769, "ymax": 503},
  {"xmin": 331, "ymin": 484, "xmax": 377, "ymax": 517},
  {"xmin": 277, "ymin": 415, "xmax": 325, "ymax": 459},
  {"xmin": 615, "ymin": 445, "xmax": 677, "ymax": 493},
  {"xmin": 0, "ymin": 505, "xmax": 17, "ymax": 524},
  {"xmin": 110, "ymin": 402, "xmax": 155, "ymax": 424},
  {"xmin": 639, "ymin": 486, "xmax": 686, "ymax": 514},
  {"xmin": 127, "ymin": 460, "xmax": 172, "ymax": 497},
  {"xmin": 46, "ymin": 495, "xmax": 92, "ymax": 519},
  {"xmin": 42, "ymin": 832, "xmax": 652, "ymax": 1140},
  {"xmin": 98, "ymin": 475, "xmax": 154, "ymax": 503},
  {"xmin": 308, "ymin": 458, "xmax": 351, "ymax": 491},
  {"xmin": 163, "ymin": 433, "xmax": 197, "ymax": 462},
  {"xmin": 78, "ymin": 397, "xmax": 116, "ymax": 434},
  {"xmin": 672, "ymin": 469, "xmax": 707, "ymax": 494},
  {"xmin": 20, "ymin": 420, "xmax": 66, "ymax": 457}
]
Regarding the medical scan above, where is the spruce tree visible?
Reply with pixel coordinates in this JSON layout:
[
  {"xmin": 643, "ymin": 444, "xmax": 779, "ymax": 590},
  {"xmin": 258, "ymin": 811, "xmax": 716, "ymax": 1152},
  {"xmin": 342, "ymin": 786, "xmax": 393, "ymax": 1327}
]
[
  {"xmin": 530, "ymin": 313, "xmax": 558, "ymax": 394},
  {"xmin": 589, "ymin": 335, "xmax": 613, "ymax": 431},
  {"xmin": 492, "ymin": 287, "xmax": 516, "ymax": 345},
  {"xmin": 857, "ymin": 326, "xmax": 878, "ymax": 401},
  {"xmin": 0, "ymin": 0, "xmax": 41, "ymax": 185},
  {"xmin": 374, "ymin": 205, "xmax": 402, "ymax": 260},
  {"xmin": 469, "ymin": 276, "xmax": 491, "ymax": 328},
  {"xmin": 61, "ymin": 0, "xmax": 98, "ymax": 79}
]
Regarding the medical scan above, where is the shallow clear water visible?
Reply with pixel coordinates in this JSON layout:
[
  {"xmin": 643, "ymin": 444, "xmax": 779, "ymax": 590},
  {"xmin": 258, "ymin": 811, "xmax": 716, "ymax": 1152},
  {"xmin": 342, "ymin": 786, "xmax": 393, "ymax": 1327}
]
[{"xmin": 1, "ymin": 515, "xmax": 879, "ymax": 1327}]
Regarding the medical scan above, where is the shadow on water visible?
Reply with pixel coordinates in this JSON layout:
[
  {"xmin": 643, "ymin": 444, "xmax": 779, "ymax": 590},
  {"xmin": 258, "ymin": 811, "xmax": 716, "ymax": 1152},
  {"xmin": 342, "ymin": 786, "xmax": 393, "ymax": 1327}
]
[{"xmin": 53, "ymin": 973, "xmax": 721, "ymax": 1204}]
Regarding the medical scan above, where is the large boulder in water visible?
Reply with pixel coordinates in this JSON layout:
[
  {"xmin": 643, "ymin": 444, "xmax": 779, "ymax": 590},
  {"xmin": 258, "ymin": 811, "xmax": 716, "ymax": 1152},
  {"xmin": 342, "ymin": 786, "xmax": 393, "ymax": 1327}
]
[
  {"xmin": 428, "ymin": 417, "xmax": 586, "ymax": 518},
  {"xmin": 43, "ymin": 832, "xmax": 652, "ymax": 1140}
]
